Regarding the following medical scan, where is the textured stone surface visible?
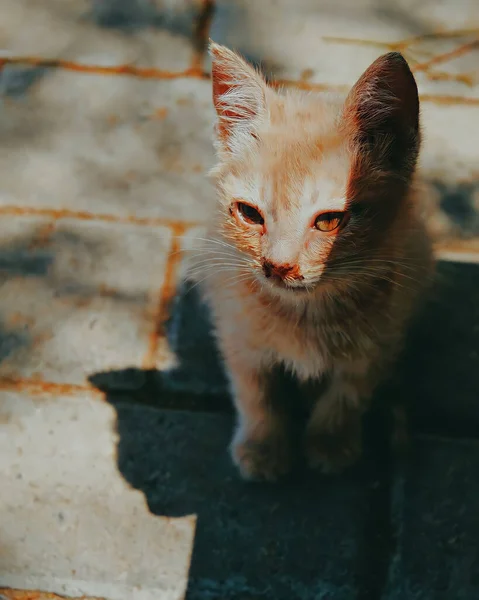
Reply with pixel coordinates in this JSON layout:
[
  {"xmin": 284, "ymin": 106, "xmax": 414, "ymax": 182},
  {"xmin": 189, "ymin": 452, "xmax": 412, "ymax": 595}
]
[
  {"xmin": 210, "ymin": 0, "xmax": 479, "ymax": 95},
  {"xmin": 386, "ymin": 436, "xmax": 479, "ymax": 600},
  {"xmin": 0, "ymin": 390, "xmax": 195, "ymax": 600},
  {"xmin": 0, "ymin": 216, "xmax": 172, "ymax": 384},
  {"xmin": 0, "ymin": 74, "xmax": 216, "ymax": 222},
  {"xmin": 400, "ymin": 261, "xmax": 479, "ymax": 437},
  {"xmin": 1, "ymin": 0, "xmax": 200, "ymax": 72}
]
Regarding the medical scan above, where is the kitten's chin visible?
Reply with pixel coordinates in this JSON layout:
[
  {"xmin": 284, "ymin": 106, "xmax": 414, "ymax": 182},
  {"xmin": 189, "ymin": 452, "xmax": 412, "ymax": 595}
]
[{"xmin": 260, "ymin": 277, "xmax": 315, "ymax": 299}]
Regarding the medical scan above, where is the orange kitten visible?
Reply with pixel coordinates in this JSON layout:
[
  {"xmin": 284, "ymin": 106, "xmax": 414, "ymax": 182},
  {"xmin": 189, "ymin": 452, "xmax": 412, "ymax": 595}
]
[{"xmin": 190, "ymin": 43, "xmax": 433, "ymax": 481}]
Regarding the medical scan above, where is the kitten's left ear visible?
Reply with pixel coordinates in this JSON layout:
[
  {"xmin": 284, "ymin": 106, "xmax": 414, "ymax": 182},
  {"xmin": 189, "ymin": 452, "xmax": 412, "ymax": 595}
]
[
  {"xmin": 344, "ymin": 52, "xmax": 420, "ymax": 173},
  {"xmin": 209, "ymin": 41, "xmax": 268, "ymax": 151}
]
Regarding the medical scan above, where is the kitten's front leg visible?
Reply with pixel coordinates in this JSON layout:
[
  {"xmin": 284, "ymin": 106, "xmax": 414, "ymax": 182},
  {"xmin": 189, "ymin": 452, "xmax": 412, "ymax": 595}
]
[
  {"xmin": 304, "ymin": 371, "xmax": 369, "ymax": 474},
  {"xmin": 226, "ymin": 356, "xmax": 292, "ymax": 482}
]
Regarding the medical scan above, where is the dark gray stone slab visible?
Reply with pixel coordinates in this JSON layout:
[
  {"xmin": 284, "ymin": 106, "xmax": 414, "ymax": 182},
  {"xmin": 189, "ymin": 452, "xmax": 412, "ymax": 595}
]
[
  {"xmin": 108, "ymin": 404, "xmax": 393, "ymax": 600},
  {"xmin": 385, "ymin": 436, "xmax": 479, "ymax": 600},
  {"xmin": 398, "ymin": 261, "xmax": 479, "ymax": 438}
]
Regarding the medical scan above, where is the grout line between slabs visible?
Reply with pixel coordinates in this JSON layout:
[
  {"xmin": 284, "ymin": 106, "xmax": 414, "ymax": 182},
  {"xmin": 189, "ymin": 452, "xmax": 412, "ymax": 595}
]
[
  {"xmin": 0, "ymin": 376, "xmax": 101, "ymax": 398},
  {"xmin": 1, "ymin": 57, "xmax": 479, "ymax": 106},
  {"xmin": 0, "ymin": 590, "xmax": 103, "ymax": 600},
  {"xmin": 0, "ymin": 205, "xmax": 200, "ymax": 231},
  {"xmin": 143, "ymin": 225, "xmax": 188, "ymax": 370}
]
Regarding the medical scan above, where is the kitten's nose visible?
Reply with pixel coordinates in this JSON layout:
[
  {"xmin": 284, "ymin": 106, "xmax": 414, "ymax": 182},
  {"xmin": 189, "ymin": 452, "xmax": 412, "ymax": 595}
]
[{"xmin": 262, "ymin": 260, "xmax": 295, "ymax": 280}]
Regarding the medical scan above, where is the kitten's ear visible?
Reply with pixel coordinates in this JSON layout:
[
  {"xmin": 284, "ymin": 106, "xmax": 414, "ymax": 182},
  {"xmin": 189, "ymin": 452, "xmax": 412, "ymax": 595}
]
[
  {"xmin": 344, "ymin": 52, "xmax": 420, "ymax": 172},
  {"xmin": 209, "ymin": 41, "xmax": 267, "ymax": 151}
]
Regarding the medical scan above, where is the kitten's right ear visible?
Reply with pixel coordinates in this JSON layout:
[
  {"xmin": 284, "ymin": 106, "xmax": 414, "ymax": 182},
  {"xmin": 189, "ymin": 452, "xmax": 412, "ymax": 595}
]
[
  {"xmin": 209, "ymin": 41, "xmax": 267, "ymax": 152},
  {"xmin": 344, "ymin": 52, "xmax": 420, "ymax": 174}
]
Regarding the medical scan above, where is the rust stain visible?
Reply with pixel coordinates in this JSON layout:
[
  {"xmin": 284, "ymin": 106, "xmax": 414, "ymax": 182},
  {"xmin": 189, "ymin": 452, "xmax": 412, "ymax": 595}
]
[
  {"xmin": 418, "ymin": 93, "xmax": 479, "ymax": 106},
  {"xmin": 394, "ymin": 28, "xmax": 479, "ymax": 50},
  {"xmin": 124, "ymin": 170, "xmax": 138, "ymax": 181},
  {"xmin": 425, "ymin": 70, "xmax": 475, "ymax": 86},
  {"xmin": 273, "ymin": 78, "xmax": 349, "ymax": 93},
  {"xmin": 0, "ymin": 57, "xmax": 208, "ymax": 82},
  {"xmin": 143, "ymin": 227, "xmax": 187, "ymax": 369},
  {"xmin": 300, "ymin": 68, "xmax": 315, "ymax": 81},
  {"xmin": 0, "ymin": 205, "xmax": 200, "ymax": 231},
  {"xmin": 152, "ymin": 107, "xmax": 168, "ymax": 120},
  {"xmin": 1, "ymin": 51, "xmax": 478, "ymax": 107},
  {"xmin": 0, "ymin": 590, "xmax": 103, "ymax": 600},
  {"xmin": 275, "ymin": 78, "xmax": 479, "ymax": 105},
  {"xmin": 324, "ymin": 29, "xmax": 479, "ymax": 51},
  {"xmin": 413, "ymin": 39, "xmax": 479, "ymax": 72},
  {"xmin": 323, "ymin": 30, "xmax": 479, "ymax": 90},
  {"xmin": 7, "ymin": 313, "xmax": 34, "ymax": 327},
  {"xmin": 434, "ymin": 239, "xmax": 479, "ymax": 255},
  {"xmin": 0, "ymin": 376, "xmax": 102, "ymax": 398},
  {"xmin": 323, "ymin": 36, "xmax": 391, "ymax": 49},
  {"xmin": 27, "ymin": 222, "xmax": 56, "ymax": 250}
]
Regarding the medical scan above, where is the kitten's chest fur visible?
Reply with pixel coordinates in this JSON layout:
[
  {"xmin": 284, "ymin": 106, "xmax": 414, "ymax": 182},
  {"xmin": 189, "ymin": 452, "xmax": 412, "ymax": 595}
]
[{"xmin": 209, "ymin": 280, "xmax": 377, "ymax": 381}]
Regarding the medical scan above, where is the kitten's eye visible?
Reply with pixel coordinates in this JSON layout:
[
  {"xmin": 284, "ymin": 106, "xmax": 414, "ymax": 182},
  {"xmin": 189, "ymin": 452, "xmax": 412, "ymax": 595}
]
[
  {"xmin": 314, "ymin": 211, "xmax": 345, "ymax": 233},
  {"xmin": 235, "ymin": 202, "xmax": 264, "ymax": 226}
]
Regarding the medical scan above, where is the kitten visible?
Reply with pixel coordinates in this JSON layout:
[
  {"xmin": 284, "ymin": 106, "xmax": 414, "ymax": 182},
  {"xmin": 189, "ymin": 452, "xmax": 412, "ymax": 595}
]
[{"xmin": 189, "ymin": 42, "xmax": 433, "ymax": 481}]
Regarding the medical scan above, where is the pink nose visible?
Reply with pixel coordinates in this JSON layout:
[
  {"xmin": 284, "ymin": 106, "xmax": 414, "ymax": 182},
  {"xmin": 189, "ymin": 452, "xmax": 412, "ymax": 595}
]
[{"xmin": 262, "ymin": 260, "xmax": 296, "ymax": 280}]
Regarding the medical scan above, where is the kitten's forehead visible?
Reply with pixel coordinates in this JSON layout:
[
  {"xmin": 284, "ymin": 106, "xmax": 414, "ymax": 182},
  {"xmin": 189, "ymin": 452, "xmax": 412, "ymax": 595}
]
[{"xmin": 226, "ymin": 142, "xmax": 350, "ymax": 217}]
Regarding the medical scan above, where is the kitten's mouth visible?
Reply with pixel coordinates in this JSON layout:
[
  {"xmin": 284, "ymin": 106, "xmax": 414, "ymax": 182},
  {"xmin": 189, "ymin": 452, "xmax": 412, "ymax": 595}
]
[
  {"xmin": 283, "ymin": 283, "xmax": 310, "ymax": 293},
  {"xmin": 264, "ymin": 277, "xmax": 311, "ymax": 293}
]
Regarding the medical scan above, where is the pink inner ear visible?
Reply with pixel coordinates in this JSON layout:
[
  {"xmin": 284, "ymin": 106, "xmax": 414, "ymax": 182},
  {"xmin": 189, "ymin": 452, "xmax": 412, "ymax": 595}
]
[
  {"xmin": 212, "ymin": 66, "xmax": 243, "ymax": 120},
  {"xmin": 211, "ymin": 60, "xmax": 261, "ymax": 142}
]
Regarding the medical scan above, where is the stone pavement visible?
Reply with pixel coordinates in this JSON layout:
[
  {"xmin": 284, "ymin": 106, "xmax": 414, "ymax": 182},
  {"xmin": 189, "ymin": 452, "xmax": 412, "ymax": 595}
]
[{"xmin": 0, "ymin": 1, "xmax": 478, "ymax": 599}]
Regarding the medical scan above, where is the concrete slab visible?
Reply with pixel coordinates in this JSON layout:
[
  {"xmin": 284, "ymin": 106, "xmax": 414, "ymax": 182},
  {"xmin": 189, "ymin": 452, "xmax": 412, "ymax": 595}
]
[
  {"xmin": 0, "ymin": 73, "xmax": 216, "ymax": 223},
  {"xmin": 210, "ymin": 0, "xmax": 479, "ymax": 97},
  {"xmin": 385, "ymin": 436, "xmax": 479, "ymax": 600},
  {"xmin": 399, "ymin": 261, "xmax": 479, "ymax": 438},
  {"xmin": 1, "ymin": 0, "xmax": 200, "ymax": 72},
  {"xmin": 0, "ymin": 216, "xmax": 171, "ymax": 384},
  {"xmin": 0, "ymin": 390, "xmax": 195, "ymax": 600}
]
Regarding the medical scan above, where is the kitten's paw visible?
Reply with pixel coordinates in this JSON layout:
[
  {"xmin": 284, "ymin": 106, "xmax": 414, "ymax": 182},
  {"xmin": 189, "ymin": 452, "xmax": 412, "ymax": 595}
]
[
  {"xmin": 304, "ymin": 420, "xmax": 362, "ymax": 474},
  {"xmin": 231, "ymin": 429, "xmax": 292, "ymax": 482}
]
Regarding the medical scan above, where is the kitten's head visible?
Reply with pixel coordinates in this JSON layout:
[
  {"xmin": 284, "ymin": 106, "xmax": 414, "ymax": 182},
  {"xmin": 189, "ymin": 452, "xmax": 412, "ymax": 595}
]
[{"xmin": 209, "ymin": 42, "xmax": 420, "ymax": 295}]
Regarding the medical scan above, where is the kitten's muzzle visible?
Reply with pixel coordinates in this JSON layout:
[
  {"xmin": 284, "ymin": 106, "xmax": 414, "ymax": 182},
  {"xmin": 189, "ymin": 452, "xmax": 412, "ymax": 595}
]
[{"xmin": 261, "ymin": 259, "xmax": 303, "ymax": 283}]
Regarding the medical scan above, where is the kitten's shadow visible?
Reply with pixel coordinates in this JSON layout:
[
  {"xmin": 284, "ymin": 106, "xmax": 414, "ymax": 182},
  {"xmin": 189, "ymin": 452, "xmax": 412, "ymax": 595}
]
[{"xmin": 89, "ymin": 279, "xmax": 401, "ymax": 599}]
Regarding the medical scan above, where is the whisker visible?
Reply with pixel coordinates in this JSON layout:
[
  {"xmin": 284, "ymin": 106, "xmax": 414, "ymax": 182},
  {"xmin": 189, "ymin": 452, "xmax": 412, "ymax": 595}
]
[
  {"xmin": 186, "ymin": 269, "xmax": 243, "ymax": 291},
  {"xmin": 186, "ymin": 258, "xmax": 252, "ymax": 268}
]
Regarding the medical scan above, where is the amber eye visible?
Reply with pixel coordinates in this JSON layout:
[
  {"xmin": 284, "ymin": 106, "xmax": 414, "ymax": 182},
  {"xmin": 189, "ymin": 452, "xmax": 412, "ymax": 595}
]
[
  {"xmin": 314, "ymin": 211, "xmax": 345, "ymax": 233},
  {"xmin": 236, "ymin": 202, "xmax": 264, "ymax": 226}
]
